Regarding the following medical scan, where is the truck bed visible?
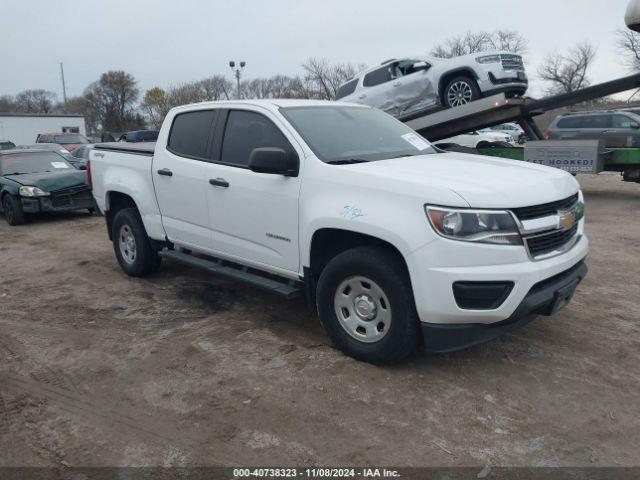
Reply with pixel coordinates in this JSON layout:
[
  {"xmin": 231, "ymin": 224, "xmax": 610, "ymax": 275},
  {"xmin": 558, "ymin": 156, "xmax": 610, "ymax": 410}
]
[{"xmin": 93, "ymin": 142, "xmax": 156, "ymax": 156}]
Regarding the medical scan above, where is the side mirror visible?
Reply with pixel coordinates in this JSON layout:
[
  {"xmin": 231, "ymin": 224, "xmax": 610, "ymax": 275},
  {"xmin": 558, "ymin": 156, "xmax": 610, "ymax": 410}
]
[
  {"xmin": 631, "ymin": 123, "xmax": 640, "ymax": 129},
  {"xmin": 78, "ymin": 164, "xmax": 87, "ymax": 171},
  {"xmin": 248, "ymin": 147, "xmax": 298, "ymax": 176}
]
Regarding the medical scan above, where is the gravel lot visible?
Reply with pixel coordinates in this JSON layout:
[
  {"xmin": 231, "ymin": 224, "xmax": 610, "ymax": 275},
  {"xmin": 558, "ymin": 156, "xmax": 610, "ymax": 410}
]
[{"xmin": 0, "ymin": 172, "xmax": 638, "ymax": 468}]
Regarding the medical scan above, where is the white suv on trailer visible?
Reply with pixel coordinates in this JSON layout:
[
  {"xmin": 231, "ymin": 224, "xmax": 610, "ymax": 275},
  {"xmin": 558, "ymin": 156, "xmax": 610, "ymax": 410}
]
[{"xmin": 336, "ymin": 53, "xmax": 528, "ymax": 117}]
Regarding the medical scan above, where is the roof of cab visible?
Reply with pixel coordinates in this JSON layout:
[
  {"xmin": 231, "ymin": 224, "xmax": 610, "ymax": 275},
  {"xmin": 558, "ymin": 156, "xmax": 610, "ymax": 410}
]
[{"xmin": 170, "ymin": 98, "xmax": 369, "ymax": 113}]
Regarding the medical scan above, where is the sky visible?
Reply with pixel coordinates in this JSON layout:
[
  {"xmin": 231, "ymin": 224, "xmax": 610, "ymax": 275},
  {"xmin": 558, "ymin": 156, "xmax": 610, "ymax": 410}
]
[{"xmin": 0, "ymin": 0, "xmax": 634, "ymax": 100}]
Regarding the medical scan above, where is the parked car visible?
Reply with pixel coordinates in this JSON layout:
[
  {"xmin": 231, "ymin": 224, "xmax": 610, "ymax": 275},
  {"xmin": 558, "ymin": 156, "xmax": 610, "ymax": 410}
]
[
  {"xmin": 118, "ymin": 130, "xmax": 159, "ymax": 142},
  {"xmin": 336, "ymin": 53, "xmax": 528, "ymax": 117},
  {"xmin": 36, "ymin": 132, "xmax": 90, "ymax": 152},
  {"xmin": 481, "ymin": 123, "xmax": 526, "ymax": 143},
  {"xmin": 13, "ymin": 143, "xmax": 86, "ymax": 169},
  {"xmin": 69, "ymin": 144, "xmax": 95, "ymax": 169},
  {"xmin": 89, "ymin": 99, "xmax": 587, "ymax": 364},
  {"xmin": 437, "ymin": 130, "xmax": 515, "ymax": 148},
  {"xmin": 0, "ymin": 149, "xmax": 95, "ymax": 225},
  {"xmin": 0, "ymin": 141, "xmax": 16, "ymax": 151},
  {"xmin": 546, "ymin": 110, "xmax": 640, "ymax": 146}
]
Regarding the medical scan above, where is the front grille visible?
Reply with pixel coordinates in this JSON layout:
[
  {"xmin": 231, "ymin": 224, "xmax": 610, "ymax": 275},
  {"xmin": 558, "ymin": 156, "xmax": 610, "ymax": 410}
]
[
  {"xmin": 525, "ymin": 223, "xmax": 579, "ymax": 257},
  {"xmin": 51, "ymin": 185, "xmax": 92, "ymax": 208},
  {"xmin": 500, "ymin": 54, "xmax": 524, "ymax": 70},
  {"xmin": 511, "ymin": 193, "xmax": 579, "ymax": 221}
]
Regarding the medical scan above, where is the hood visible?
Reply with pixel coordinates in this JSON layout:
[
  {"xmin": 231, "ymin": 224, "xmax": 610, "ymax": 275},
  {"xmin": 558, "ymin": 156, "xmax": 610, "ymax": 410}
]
[
  {"xmin": 339, "ymin": 153, "xmax": 578, "ymax": 208},
  {"xmin": 5, "ymin": 170, "xmax": 88, "ymax": 192}
]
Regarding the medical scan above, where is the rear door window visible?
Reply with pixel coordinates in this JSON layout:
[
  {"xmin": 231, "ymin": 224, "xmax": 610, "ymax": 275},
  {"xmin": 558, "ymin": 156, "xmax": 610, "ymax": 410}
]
[
  {"xmin": 557, "ymin": 115, "xmax": 610, "ymax": 129},
  {"xmin": 220, "ymin": 110, "xmax": 293, "ymax": 168},
  {"xmin": 363, "ymin": 66, "xmax": 392, "ymax": 87},
  {"xmin": 335, "ymin": 79, "xmax": 359, "ymax": 99},
  {"xmin": 168, "ymin": 110, "xmax": 217, "ymax": 160}
]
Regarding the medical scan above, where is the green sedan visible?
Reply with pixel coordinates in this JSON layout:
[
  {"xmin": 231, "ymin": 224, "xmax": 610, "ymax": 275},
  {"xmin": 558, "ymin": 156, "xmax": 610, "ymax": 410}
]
[{"xmin": 0, "ymin": 149, "xmax": 96, "ymax": 226}]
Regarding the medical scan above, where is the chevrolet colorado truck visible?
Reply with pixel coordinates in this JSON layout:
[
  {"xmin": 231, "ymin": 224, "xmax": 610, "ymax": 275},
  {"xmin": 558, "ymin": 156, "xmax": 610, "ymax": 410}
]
[{"xmin": 89, "ymin": 100, "xmax": 588, "ymax": 364}]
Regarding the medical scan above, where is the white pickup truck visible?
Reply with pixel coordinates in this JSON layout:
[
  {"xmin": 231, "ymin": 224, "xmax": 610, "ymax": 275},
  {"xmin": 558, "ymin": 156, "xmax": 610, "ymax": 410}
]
[{"xmin": 89, "ymin": 99, "xmax": 588, "ymax": 364}]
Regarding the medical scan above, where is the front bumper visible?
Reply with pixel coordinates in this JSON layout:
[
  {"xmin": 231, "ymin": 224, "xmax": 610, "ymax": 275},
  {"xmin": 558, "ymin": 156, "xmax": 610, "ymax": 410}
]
[
  {"xmin": 421, "ymin": 259, "xmax": 588, "ymax": 352},
  {"xmin": 477, "ymin": 66, "xmax": 528, "ymax": 94},
  {"xmin": 21, "ymin": 195, "xmax": 96, "ymax": 213}
]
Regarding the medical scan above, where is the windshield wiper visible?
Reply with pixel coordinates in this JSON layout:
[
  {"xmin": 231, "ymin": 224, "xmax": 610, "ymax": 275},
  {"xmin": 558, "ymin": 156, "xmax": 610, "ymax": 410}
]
[
  {"xmin": 326, "ymin": 158, "xmax": 369, "ymax": 165},
  {"xmin": 389, "ymin": 154, "xmax": 415, "ymax": 159},
  {"xmin": 6, "ymin": 172, "xmax": 29, "ymax": 175}
]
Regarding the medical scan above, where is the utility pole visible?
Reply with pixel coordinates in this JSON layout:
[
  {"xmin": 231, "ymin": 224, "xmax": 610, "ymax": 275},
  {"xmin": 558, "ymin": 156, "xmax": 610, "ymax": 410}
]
[
  {"xmin": 59, "ymin": 62, "xmax": 67, "ymax": 104},
  {"xmin": 229, "ymin": 60, "xmax": 246, "ymax": 99}
]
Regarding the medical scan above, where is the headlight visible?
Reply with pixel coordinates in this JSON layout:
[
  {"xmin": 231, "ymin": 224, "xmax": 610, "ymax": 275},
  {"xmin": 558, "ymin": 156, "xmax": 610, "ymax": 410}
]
[
  {"xmin": 19, "ymin": 186, "xmax": 50, "ymax": 197},
  {"xmin": 425, "ymin": 206, "xmax": 522, "ymax": 245},
  {"xmin": 475, "ymin": 54, "xmax": 501, "ymax": 64}
]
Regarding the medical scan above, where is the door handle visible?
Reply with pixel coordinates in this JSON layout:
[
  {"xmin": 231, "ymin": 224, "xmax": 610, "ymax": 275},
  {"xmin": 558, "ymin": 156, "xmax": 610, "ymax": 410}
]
[
  {"xmin": 209, "ymin": 178, "xmax": 229, "ymax": 188},
  {"xmin": 393, "ymin": 82, "xmax": 401, "ymax": 87},
  {"xmin": 157, "ymin": 168, "xmax": 173, "ymax": 177},
  {"xmin": 601, "ymin": 130, "xmax": 617, "ymax": 134},
  {"xmin": 358, "ymin": 94, "xmax": 367, "ymax": 99}
]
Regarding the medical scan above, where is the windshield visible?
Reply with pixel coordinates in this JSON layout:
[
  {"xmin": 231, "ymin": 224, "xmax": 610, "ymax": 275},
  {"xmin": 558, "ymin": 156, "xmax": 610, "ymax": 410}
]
[
  {"xmin": 1, "ymin": 152, "xmax": 73, "ymax": 174},
  {"xmin": 53, "ymin": 134, "xmax": 89, "ymax": 144},
  {"xmin": 280, "ymin": 106, "xmax": 436, "ymax": 163}
]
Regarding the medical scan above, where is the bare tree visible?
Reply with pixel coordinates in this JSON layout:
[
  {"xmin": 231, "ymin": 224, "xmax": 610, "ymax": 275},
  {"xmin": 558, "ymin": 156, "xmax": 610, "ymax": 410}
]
[
  {"xmin": 537, "ymin": 42, "xmax": 596, "ymax": 94},
  {"xmin": 240, "ymin": 75, "xmax": 310, "ymax": 99},
  {"xmin": 84, "ymin": 71, "xmax": 141, "ymax": 132},
  {"xmin": 301, "ymin": 58, "xmax": 366, "ymax": 99},
  {"xmin": 198, "ymin": 76, "xmax": 232, "ymax": 101},
  {"xmin": 14, "ymin": 89, "xmax": 57, "ymax": 113},
  {"xmin": 0, "ymin": 95, "xmax": 16, "ymax": 113},
  {"xmin": 431, "ymin": 30, "xmax": 528, "ymax": 58},
  {"xmin": 616, "ymin": 28, "xmax": 640, "ymax": 71}
]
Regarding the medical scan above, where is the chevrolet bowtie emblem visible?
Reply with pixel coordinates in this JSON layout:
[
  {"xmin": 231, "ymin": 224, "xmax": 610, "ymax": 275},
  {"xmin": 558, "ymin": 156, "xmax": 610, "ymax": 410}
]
[{"xmin": 558, "ymin": 210, "xmax": 576, "ymax": 231}]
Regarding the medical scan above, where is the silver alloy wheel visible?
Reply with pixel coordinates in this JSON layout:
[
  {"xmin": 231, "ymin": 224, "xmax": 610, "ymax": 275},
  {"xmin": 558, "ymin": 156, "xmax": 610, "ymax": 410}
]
[
  {"xmin": 118, "ymin": 224, "xmax": 137, "ymax": 264},
  {"xmin": 333, "ymin": 276, "xmax": 392, "ymax": 343},
  {"xmin": 447, "ymin": 80, "xmax": 473, "ymax": 107}
]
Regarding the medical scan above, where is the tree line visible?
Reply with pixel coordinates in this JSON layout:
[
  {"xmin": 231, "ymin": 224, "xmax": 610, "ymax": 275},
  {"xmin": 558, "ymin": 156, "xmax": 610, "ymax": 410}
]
[{"xmin": 2, "ymin": 28, "xmax": 640, "ymax": 135}]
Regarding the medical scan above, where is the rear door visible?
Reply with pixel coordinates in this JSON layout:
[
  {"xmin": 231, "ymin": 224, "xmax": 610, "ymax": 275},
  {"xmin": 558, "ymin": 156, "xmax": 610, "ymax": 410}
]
[
  {"xmin": 360, "ymin": 65, "xmax": 394, "ymax": 111},
  {"xmin": 204, "ymin": 108, "xmax": 302, "ymax": 274},
  {"xmin": 153, "ymin": 108, "xmax": 218, "ymax": 249}
]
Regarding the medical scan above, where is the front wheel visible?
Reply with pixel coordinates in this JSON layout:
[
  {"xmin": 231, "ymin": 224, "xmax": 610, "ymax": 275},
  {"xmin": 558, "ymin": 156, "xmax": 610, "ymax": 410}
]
[
  {"xmin": 443, "ymin": 76, "xmax": 480, "ymax": 108},
  {"xmin": 2, "ymin": 194, "xmax": 25, "ymax": 226},
  {"xmin": 316, "ymin": 246, "xmax": 420, "ymax": 364},
  {"xmin": 111, "ymin": 208, "xmax": 161, "ymax": 277}
]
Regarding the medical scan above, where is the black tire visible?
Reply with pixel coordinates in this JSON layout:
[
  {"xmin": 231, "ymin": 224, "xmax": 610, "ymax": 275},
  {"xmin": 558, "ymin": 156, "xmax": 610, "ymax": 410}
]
[
  {"xmin": 443, "ymin": 75, "xmax": 480, "ymax": 108},
  {"xmin": 111, "ymin": 208, "xmax": 161, "ymax": 277},
  {"xmin": 88, "ymin": 207, "xmax": 96, "ymax": 215},
  {"xmin": 2, "ymin": 194, "xmax": 25, "ymax": 226},
  {"xmin": 316, "ymin": 246, "xmax": 419, "ymax": 364},
  {"xmin": 476, "ymin": 141, "xmax": 491, "ymax": 149}
]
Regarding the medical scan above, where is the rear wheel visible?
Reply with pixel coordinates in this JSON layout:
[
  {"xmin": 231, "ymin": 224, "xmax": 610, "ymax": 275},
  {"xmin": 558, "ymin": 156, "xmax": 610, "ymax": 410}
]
[
  {"xmin": 443, "ymin": 76, "xmax": 480, "ymax": 108},
  {"xmin": 316, "ymin": 246, "xmax": 420, "ymax": 364},
  {"xmin": 2, "ymin": 194, "xmax": 25, "ymax": 226},
  {"xmin": 111, "ymin": 208, "xmax": 161, "ymax": 276}
]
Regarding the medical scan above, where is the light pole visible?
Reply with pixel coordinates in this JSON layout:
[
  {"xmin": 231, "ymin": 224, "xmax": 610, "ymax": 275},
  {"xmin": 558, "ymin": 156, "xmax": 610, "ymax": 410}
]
[{"xmin": 229, "ymin": 60, "xmax": 246, "ymax": 99}]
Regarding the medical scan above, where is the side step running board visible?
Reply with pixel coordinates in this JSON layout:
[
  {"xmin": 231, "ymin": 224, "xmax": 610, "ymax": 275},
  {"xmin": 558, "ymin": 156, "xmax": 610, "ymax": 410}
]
[{"xmin": 158, "ymin": 250, "xmax": 302, "ymax": 300}]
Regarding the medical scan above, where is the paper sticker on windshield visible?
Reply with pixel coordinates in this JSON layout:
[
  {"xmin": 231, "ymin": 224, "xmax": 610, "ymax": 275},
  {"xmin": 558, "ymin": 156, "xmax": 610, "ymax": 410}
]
[
  {"xmin": 402, "ymin": 133, "xmax": 430, "ymax": 151},
  {"xmin": 51, "ymin": 162, "xmax": 70, "ymax": 169}
]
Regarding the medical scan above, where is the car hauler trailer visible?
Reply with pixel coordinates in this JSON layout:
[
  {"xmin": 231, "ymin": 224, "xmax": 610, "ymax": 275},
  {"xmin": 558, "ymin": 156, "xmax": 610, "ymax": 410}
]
[{"xmin": 395, "ymin": 72, "xmax": 640, "ymax": 181}]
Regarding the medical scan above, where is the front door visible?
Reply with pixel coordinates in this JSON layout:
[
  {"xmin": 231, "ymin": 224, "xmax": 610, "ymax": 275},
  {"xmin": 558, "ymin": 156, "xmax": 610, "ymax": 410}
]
[{"xmin": 205, "ymin": 108, "xmax": 301, "ymax": 274}]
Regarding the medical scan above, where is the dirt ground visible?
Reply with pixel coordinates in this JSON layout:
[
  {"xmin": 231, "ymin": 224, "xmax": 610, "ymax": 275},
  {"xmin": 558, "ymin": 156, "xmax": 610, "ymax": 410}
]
[{"xmin": 0, "ymin": 172, "xmax": 638, "ymax": 468}]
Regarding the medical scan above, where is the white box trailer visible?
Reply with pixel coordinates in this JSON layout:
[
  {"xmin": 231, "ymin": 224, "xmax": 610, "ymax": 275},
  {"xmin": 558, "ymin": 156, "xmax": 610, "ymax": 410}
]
[{"xmin": 0, "ymin": 114, "xmax": 87, "ymax": 145}]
